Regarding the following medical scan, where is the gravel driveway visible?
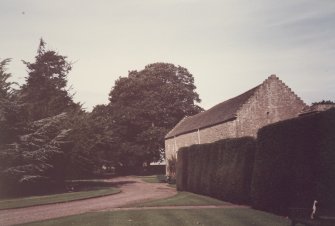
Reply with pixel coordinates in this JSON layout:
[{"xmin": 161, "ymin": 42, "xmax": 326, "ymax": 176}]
[{"xmin": 0, "ymin": 176, "xmax": 177, "ymax": 226}]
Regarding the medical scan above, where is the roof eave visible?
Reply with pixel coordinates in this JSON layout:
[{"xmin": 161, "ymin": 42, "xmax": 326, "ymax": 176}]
[{"xmin": 165, "ymin": 116, "xmax": 237, "ymax": 139}]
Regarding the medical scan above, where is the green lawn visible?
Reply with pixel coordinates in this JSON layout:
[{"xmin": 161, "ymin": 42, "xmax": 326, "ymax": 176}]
[
  {"xmin": 131, "ymin": 191, "xmax": 229, "ymax": 207},
  {"xmin": 167, "ymin": 183, "xmax": 176, "ymax": 189},
  {"xmin": 19, "ymin": 190, "xmax": 291, "ymax": 226},
  {"xmin": 11, "ymin": 176, "xmax": 290, "ymax": 226},
  {"xmin": 21, "ymin": 208, "xmax": 290, "ymax": 226},
  {"xmin": 137, "ymin": 175, "xmax": 166, "ymax": 183},
  {"xmin": 0, "ymin": 187, "xmax": 120, "ymax": 210}
]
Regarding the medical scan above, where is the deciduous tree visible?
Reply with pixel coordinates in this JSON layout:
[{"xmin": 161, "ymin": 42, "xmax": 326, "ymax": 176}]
[
  {"xmin": 64, "ymin": 107, "xmax": 118, "ymax": 178},
  {"xmin": 108, "ymin": 63, "xmax": 202, "ymax": 172}
]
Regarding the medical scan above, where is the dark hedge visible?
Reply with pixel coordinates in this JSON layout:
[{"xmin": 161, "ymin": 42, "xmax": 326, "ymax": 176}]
[
  {"xmin": 176, "ymin": 137, "xmax": 256, "ymax": 204},
  {"xmin": 176, "ymin": 146, "xmax": 188, "ymax": 191},
  {"xmin": 251, "ymin": 108, "xmax": 335, "ymax": 214}
]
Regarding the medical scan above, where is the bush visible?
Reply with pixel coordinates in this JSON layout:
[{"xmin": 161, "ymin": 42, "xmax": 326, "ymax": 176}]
[
  {"xmin": 177, "ymin": 137, "xmax": 256, "ymax": 204},
  {"xmin": 167, "ymin": 155, "xmax": 177, "ymax": 180},
  {"xmin": 176, "ymin": 147, "xmax": 188, "ymax": 191},
  {"xmin": 251, "ymin": 108, "xmax": 335, "ymax": 214}
]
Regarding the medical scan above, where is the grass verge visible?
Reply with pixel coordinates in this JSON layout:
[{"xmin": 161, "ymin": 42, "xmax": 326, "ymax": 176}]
[
  {"xmin": 130, "ymin": 191, "xmax": 229, "ymax": 207},
  {"xmin": 21, "ymin": 208, "xmax": 290, "ymax": 226},
  {"xmin": 137, "ymin": 175, "xmax": 166, "ymax": 183},
  {"xmin": 0, "ymin": 187, "xmax": 120, "ymax": 210},
  {"xmin": 18, "ymin": 191, "xmax": 289, "ymax": 226}
]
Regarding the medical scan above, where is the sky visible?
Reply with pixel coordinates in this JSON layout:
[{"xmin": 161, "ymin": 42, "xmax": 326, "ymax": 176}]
[{"xmin": 1, "ymin": 0, "xmax": 335, "ymax": 111}]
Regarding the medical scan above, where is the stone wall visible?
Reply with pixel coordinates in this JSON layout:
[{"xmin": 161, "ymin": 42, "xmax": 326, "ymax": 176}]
[
  {"xmin": 199, "ymin": 119, "xmax": 237, "ymax": 143},
  {"xmin": 235, "ymin": 76, "xmax": 307, "ymax": 137},
  {"xmin": 165, "ymin": 120, "xmax": 238, "ymax": 175},
  {"xmin": 165, "ymin": 131, "xmax": 200, "ymax": 174}
]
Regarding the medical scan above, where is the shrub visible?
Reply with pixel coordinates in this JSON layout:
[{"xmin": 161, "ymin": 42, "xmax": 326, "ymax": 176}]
[
  {"xmin": 167, "ymin": 155, "xmax": 177, "ymax": 180},
  {"xmin": 251, "ymin": 108, "xmax": 335, "ymax": 214},
  {"xmin": 176, "ymin": 147, "xmax": 188, "ymax": 191},
  {"xmin": 177, "ymin": 137, "xmax": 256, "ymax": 204}
]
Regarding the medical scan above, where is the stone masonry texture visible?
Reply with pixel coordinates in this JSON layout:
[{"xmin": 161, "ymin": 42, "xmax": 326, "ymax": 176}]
[{"xmin": 165, "ymin": 75, "xmax": 308, "ymax": 175}]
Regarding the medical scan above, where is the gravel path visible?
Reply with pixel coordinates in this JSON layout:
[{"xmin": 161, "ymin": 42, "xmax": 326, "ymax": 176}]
[{"xmin": 0, "ymin": 176, "xmax": 177, "ymax": 226}]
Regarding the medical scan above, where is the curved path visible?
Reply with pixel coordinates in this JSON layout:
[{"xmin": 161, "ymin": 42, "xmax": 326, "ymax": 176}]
[{"xmin": 0, "ymin": 176, "xmax": 177, "ymax": 226}]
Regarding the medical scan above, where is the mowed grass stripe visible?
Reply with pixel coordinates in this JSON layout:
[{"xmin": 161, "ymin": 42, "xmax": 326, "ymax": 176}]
[
  {"xmin": 21, "ymin": 208, "xmax": 290, "ymax": 226},
  {"xmin": 0, "ymin": 187, "xmax": 120, "ymax": 210},
  {"xmin": 137, "ymin": 175, "xmax": 165, "ymax": 183},
  {"xmin": 131, "ymin": 191, "xmax": 229, "ymax": 207}
]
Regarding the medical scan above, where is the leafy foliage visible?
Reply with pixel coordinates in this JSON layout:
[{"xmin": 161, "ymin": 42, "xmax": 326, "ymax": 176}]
[
  {"xmin": 0, "ymin": 113, "xmax": 72, "ymax": 196},
  {"xmin": 1, "ymin": 42, "xmax": 204, "ymax": 196},
  {"xmin": 0, "ymin": 58, "xmax": 25, "ymax": 152},
  {"xmin": 312, "ymin": 100, "xmax": 334, "ymax": 105},
  {"xmin": 0, "ymin": 41, "xmax": 85, "ymax": 196},
  {"xmin": 0, "ymin": 58, "xmax": 15, "ymax": 98},
  {"xmin": 167, "ymin": 155, "xmax": 177, "ymax": 180},
  {"xmin": 108, "ymin": 63, "xmax": 203, "ymax": 172},
  {"xmin": 64, "ymin": 107, "xmax": 118, "ymax": 178}
]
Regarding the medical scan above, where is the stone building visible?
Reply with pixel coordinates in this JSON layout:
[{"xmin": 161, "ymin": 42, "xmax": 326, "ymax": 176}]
[{"xmin": 165, "ymin": 75, "xmax": 308, "ymax": 175}]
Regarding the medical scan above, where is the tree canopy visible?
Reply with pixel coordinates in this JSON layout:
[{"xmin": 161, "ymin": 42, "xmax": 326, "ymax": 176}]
[
  {"xmin": 312, "ymin": 100, "xmax": 334, "ymax": 105},
  {"xmin": 63, "ymin": 107, "xmax": 118, "ymax": 178},
  {"xmin": 0, "ymin": 113, "xmax": 72, "ymax": 195},
  {"xmin": 20, "ymin": 39, "xmax": 79, "ymax": 121},
  {"xmin": 0, "ymin": 58, "xmax": 23, "ymax": 145},
  {"xmin": 0, "ymin": 41, "xmax": 83, "ymax": 196},
  {"xmin": 108, "ymin": 63, "xmax": 203, "ymax": 172},
  {"xmin": 0, "ymin": 58, "xmax": 15, "ymax": 99},
  {"xmin": 1, "ymin": 42, "xmax": 204, "ymax": 196}
]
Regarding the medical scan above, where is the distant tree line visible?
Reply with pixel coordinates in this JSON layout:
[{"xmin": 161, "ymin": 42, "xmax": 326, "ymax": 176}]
[
  {"xmin": 0, "ymin": 39, "xmax": 202, "ymax": 196},
  {"xmin": 312, "ymin": 100, "xmax": 334, "ymax": 105}
]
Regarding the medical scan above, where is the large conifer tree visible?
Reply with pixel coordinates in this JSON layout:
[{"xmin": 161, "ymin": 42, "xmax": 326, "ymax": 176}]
[
  {"xmin": 20, "ymin": 39, "xmax": 79, "ymax": 121},
  {"xmin": 0, "ymin": 58, "xmax": 22, "ymax": 145}
]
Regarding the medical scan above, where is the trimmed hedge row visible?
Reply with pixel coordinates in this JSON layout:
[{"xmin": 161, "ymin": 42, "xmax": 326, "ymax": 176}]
[
  {"xmin": 176, "ymin": 109, "xmax": 335, "ymax": 214},
  {"xmin": 177, "ymin": 137, "xmax": 256, "ymax": 204},
  {"xmin": 251, "ymin": 108, "xmax": 335, "ymax": 214}
]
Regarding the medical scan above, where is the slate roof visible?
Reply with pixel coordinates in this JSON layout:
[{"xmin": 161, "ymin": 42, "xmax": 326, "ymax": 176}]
[{"xmin": 165, "ymin": 85, "xmax": 260, "ymax": 139}]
